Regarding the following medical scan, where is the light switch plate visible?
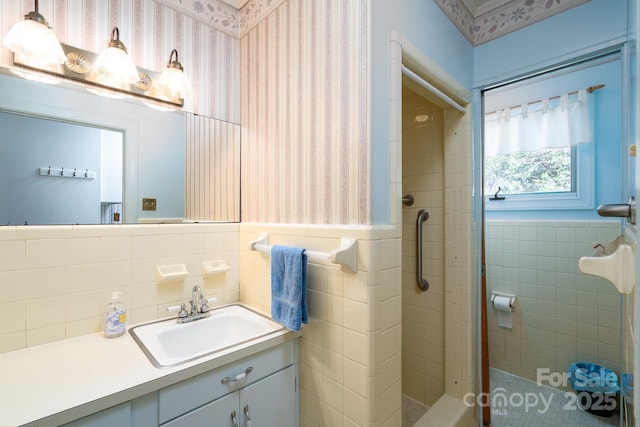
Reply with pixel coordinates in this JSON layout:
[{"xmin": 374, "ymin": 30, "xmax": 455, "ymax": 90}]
[{"xmin": 142, "ymin": 198, "xmax": 157, "ymax": 211}]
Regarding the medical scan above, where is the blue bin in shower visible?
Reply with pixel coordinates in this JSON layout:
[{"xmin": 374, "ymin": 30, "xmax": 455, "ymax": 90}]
[{"xmin": 568, "ymin": 362, "xmax": 619, "ymax": 417}]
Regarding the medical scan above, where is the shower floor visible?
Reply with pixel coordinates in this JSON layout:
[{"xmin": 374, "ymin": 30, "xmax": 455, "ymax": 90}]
[
  {"xmin": 490, "ymin": 368, "xmax": 620, "ymax": 427},
  {"xmin": 403, "ymin": 394, "xmax": 429, "ymax": 426}
]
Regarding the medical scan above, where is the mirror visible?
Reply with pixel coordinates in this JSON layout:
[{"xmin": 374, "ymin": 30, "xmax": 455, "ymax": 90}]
[
  {"xmin": 0, "ymin": 68, "xmax": 240, "ymax": 224},
  {"xmin": 0, "ymin": 110, "xmax": 123, "ymax": 225}
]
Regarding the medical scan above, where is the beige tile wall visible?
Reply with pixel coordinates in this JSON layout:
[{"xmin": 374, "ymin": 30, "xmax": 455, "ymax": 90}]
[
  {"xmin": 390, "ymin": 37, "xmax": 476, "ymax": 413},
  {"xmin": 239, "ymin": 223, "xmax": 403, "ymax": 427},
  {"xmin": 442, "ymin": 107, "xmax": 475, "ymax": 401},
  {"xmin": 401, "ymin": 88, "xmax": 446, "ymax": 406},
  {"xmin": 0, "ymin": 223, "xmax": 239, "ymax": 353},
  {"xmin": 485, "ymin": 219, "xmax": 621, "ymax": 385}
]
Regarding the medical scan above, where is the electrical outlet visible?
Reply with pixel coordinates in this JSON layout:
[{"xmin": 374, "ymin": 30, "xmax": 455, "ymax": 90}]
[{"xmin": 142, "ymin": 198, "xmax": 157, "ymax": 211}]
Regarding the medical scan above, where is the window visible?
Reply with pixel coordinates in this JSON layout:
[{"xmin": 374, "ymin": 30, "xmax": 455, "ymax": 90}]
[
  {"xmin": 482, "ymin": 54, "xmax": 621, "ymax": 211},
  {"xmin": 485, "ymin": 147, "xmax": 574, "ymax": 195}
]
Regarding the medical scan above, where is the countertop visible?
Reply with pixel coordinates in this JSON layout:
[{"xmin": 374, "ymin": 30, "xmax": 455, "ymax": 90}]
[{"xmin": 0, "ymin": 309, "xmax": 296, "ymax": 427}]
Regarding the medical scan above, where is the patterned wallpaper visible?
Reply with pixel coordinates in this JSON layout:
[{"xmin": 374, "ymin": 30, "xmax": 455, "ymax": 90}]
[
  {"xmin": 240, "ymin": 0, "xmax": 369, "ymax": 225},
  {"xmin": 435, "ymin": 0, "xmax": 591, "ymax": 45},
  {"xmin": 1, "ymin": 0, "xmax": 240, "ymax": 122},
  {"xmin": 185, "ymin": 114, "xmax": 241, "ymax": 222}
]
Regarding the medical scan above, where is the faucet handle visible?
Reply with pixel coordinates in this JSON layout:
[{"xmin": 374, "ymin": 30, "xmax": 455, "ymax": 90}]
[
  {"xmin": 199, "ymin": 297, "xmax": 218, "ymax": 313},
  {"xmin": 167, "ymin": 303, "xmax": 189, "ymax": 318}
]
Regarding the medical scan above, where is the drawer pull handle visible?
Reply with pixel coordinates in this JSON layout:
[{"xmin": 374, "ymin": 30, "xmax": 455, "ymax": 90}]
[
  {"xmin": 221, "ymin": 366, "xmax": 253, "ymax": 384},
  {"xmin": 244, "ymin": 404, "xmax": 252, "ymax": 427},
  {"xmin": 230, "ymin": 410, "xmax": 238, "ymax": 427}
]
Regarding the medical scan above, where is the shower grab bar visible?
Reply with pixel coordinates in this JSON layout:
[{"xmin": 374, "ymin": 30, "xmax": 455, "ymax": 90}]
[{"xmin": 416, "ymin": 209, "xmax": 430, "ymax": 291}]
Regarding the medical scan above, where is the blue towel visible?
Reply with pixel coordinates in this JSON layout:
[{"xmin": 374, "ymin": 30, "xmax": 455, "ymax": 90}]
[{"xmin": 271, "ymin": 245, "xmax": 308, "ymax": 331}]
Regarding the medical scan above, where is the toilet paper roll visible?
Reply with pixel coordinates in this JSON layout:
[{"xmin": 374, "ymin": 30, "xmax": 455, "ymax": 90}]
[{"xmin": 493, "ymin": 296, "xmax": 513, "ymax": 329}]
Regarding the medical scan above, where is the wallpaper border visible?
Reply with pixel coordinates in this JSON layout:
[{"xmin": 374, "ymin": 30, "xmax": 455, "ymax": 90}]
[
  {"xmin": 152, "ymin": 0, "xmax": 241, "ymax": 37},
  {"xmin": 435, "ymin": 0, "xmax": 590, "ymax": 45}
]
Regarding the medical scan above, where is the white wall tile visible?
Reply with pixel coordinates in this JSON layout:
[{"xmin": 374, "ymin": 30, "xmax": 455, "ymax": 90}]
[
  {"xmin": 0, "ymin": 241, "xmax": 25, "ymax": 272},
  {"xmin": 0, "ymin": 301, "xmax": 25, "ymax": 335},
  {"xmin": 26, "ymin": 296, "xmax": 66, "ymax": 329},
  {"xmin": 485, "ymin": 219, "xmax": 620, "ymax": 385},
  {"xmin": 66, "ymin": 264, "xmax": 100, "ymax": 293},
  {"xmin": 26, "ymin": 268, "xmax": 66, "ymax": 299},
  {"xmin": 131, "ymin": 235, "xmax": 159, "ymax": 260},
  {"xmin": 66, "ymin": 292, "xmax": 101, "ymax": 322},
  {"xmin": 0, "ymin": 271, "xmax": 25, "ymax": 303},
  {"xmin": 100, "ymin": 237, "xmax": 132, "ymax": 263},
  {"xmin": 0, "ymin": 223, "xmax": 239, "ymax": 353},
  {"xmin": 66, "ymin": 238, "xmax": 100, "ymax": 265},
  {"xmin": 26, "ymin": 240, "xmax": 65, "ymax": 269}
]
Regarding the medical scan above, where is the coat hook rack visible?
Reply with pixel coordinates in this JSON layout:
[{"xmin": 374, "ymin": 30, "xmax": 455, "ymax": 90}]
[{"xmin": 39, "ymin": 166, "xmax": 95, "ymax": 180}]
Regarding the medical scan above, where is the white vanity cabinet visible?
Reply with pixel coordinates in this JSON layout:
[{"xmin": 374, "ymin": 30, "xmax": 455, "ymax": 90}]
[
  {"xmin": 163, "ymin": 365, "xmax": 296, "ymax": 427},
  {"xmin": 239, "ymin": 365, "xmax": 297, "ymax": 426},
  {"xmin": 161, "ymin": 392, "xmax": 237, "ymax": 427},
  {"xmin": 61, "ymin": 340, "xmax": 297, "ymax": 427}
]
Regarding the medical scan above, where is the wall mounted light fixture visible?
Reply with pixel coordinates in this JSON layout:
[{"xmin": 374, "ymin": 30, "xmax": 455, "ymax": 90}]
[
  {"xmin": 3, "ymin": 12, "xmax": 188, "ymax": 107},
  {"xmin": 88, "ymin": 27, "xmax": 139, "ymax": 90},
  {"xmin": 150, "ymin": 49, "xmax": 192, "ymax": 101},
  {"xmin": 2, "ymin": 0, "xmax": 65, "ymax": 70}
]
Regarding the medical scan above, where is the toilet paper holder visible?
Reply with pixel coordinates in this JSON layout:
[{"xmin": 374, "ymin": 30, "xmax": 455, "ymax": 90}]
[{"xmin": 490, "ymin": 292, "xmax": 516, "ymax": 310}]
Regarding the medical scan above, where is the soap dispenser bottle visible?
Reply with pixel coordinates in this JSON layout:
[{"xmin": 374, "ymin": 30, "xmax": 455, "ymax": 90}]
[{"xmin": 104, "ymin": 291, "xmax": 126, "ymax": 338}]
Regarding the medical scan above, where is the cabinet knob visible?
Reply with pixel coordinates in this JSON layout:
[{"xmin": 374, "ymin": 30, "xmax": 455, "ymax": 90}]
[{"xmin": 230, "ymin": 410, "xmax": 238, "ymax": 427}]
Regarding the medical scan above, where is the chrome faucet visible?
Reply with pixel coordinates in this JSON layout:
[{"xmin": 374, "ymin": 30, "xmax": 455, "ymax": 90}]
[
  {"xmin": 191, "ymin": 285, "xmax": 202, "ymax": 314},
  {"xmin": 168, "ymin": 285, "xmax": 214, "ymax": 324}
]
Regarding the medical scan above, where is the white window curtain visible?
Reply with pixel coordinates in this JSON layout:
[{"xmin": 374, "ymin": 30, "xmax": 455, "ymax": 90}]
[{"xmin": 484, "ymin": 88, "xmax": 592, "ymax": 157}]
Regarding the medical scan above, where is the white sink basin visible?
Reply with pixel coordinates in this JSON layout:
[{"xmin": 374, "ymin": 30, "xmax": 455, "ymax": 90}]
[{"xmin": 129, "ymin": 304, "xmax": 285, "ymax": 367}]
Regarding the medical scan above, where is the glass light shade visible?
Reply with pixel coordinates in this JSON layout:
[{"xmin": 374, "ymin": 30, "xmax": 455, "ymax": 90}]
[
  {"xmin": 155, "ymin": 66, "xmax": 192, "ymax": 100},
  {"xmin": 3, "ymin": 19, "xmax": 65, "ymax": 69},
  {"xmin": 149, "ymin": 49, "xmax": 191, "ymax": 102},
  {"xmin": 90, "ymin": 45, "xmax": 139, "ymax": 89},
  {"xmin": 88, "ymin": 27, "xmax": 139, "ymax": 90}
]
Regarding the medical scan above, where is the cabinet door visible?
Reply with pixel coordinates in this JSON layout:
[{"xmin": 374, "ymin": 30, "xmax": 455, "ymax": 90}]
[
  {"xmin": 240, "ymin": 365, "xmax": 297, "ymax": 427},
  {"xmin": 162, "ymin": 392, "xmax": 238, "ymax": 427}
]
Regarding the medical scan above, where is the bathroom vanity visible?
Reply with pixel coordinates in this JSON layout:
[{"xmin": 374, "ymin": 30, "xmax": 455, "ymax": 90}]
[
  {"xmin": 63, "ymin": 341, "xmax": 297, "ymax": 427},
  {"xmin": 0, "ymin": 305, "xmax": 298, "ymax": 427}
]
